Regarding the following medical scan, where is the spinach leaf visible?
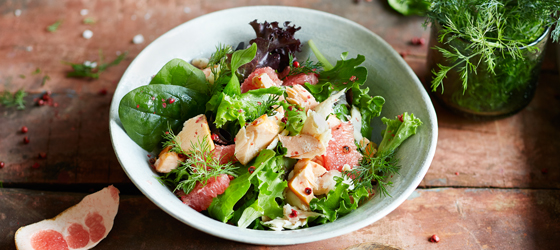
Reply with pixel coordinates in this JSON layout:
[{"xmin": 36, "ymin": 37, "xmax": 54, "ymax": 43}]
[
  {"xmin": 149, "ymin": 58, "xmax": 209, "ymax": 95},
  {"xmin": 223, "ymin": 43, "xmax": 257, "ymax": 96},
  {"xmin": 118, "ymin": 84, "xmax": 208, "ymax": 151}
]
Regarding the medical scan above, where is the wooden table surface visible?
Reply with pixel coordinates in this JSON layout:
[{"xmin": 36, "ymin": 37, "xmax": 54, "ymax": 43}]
[{"xmin": 1, "ymin": 1, "xmax": 559, "ymax": 249}]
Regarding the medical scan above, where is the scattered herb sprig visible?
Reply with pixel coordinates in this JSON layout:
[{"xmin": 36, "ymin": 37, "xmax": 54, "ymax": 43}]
[
  {"xmin": 158, "ymin": 129, "xmax": 238, "ymax": 195},
  {"xmin": 344, "ymin": 151, "xmax": 400, "ymax": 197},
  {"xmin": 47, "ymin": 20, "xmax": 62, "ymax": 32},
  {"xmin": 285, "ymin": 54, "xmax": 323, "ymax": 78},
  {"xmin": 1, "ymin": 89, "xmax": 27, "ymax": 110},
  {"xmin": 65, "ymin": 51, "xmax": 128, "ymax": 79}
]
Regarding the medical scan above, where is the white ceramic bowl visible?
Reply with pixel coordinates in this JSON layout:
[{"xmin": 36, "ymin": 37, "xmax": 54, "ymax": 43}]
[{"xmin": 109, "ymin": 6, "xmax": 437, "ymax": 245}]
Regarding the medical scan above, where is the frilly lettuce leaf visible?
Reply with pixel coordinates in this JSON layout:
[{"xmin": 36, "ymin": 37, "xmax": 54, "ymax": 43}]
[
  {"xmin": 238, "ymin": 151, "xmax": 288, "ymax": 228},
  {"xmin": 378, "ymin": 112, "xmax": 422, "ymax": 155},
  {"xmin": 279, "ymin": 103, "xmax": 307, "ymax": 136},
  {"xmin": 304, "ymin": 53, "xmax": 367, "ymax": 102},
  {"xmin": 309, "ymin": 177, "xmax": 369, "ymax": 224},
  {"xmin": 213, "ymin": 86, "xmax": 284, "ymax": 128},
  {"xmin": 208, "ymin": 149, "xmax": 276, "ymax": 223},
  {"xmin": 352, "ymin": 85, "xmax": 385, "ymax": 137}
]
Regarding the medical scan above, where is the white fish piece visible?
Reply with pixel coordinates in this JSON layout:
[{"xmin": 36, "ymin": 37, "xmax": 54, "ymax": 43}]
[
  {"xmin": 154, "ymin": 146, "xmax": 186, "ymax": 173},
  {"xmin": 262, "ymin": 204, "xmax": 323, "ymax": 231},
  {"xmin": 235, "ymin": 115, "xmax": 280, "ymax": 165},
  {"xmin": 285, "ymin": 85, "xmax": 319, "ymax": 112},
  {"xmin": 176, "ymin": 114, "xmax": 215, "ymax": 153},
  {"xmin": 350, "ymin": 105, "xmax": 363, "ymax": 145},
  {"xmin": 313, "ymin": 90, "xmax": 346, "ymax": 119},
  {"xmin": 278, "ymin": 133, "xmax": 325, "ymax": 159},
  {"xmin": 301, "ymin": 110, "xmax": 331, "ymax": 150},
  {"xmin": 15, "ymin": 186, "xmax": 120, "ymax": 250}
]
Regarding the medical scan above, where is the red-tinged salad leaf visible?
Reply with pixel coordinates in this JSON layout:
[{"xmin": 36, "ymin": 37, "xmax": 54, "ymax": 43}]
[
  {"xmin": 378, "ymin": 112, "xmax": 422, "ymax": 155},
  {"xmin": 118, "ymin": 84, "xmax": 208, "ymax": 151},
  {"xmin": 149, "ymin": 58, "xmax": 209, "ymax": 95},
  {"xmin": 237, "ymin": 20, "xmax": 302, "ymax": 78},
  {"xmin": 309, "ymin": 177, "xmax": 369, "ymax": 224}
]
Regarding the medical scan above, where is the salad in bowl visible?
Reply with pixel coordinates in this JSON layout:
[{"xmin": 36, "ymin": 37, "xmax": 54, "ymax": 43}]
[{"xmin": 118, "ymin": 20, "xmax": 422, "ymax": 231}]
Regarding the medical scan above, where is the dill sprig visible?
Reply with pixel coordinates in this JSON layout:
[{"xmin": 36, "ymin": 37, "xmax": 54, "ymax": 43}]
[
  {"xmin": 285, "ymin": 54, "xmax": 323, "ymax": 78},
  {"xmin": 208, "ymin": 44, "xmax": 233, "ymax": 91},
  {"xmin": 426, "ymin": 0, "xmax": 560, "ymax": 92},
  {"xmin": 246, "ymin": 94, "xmax": 281, "ymax": 123},
  {"xmin": 158, "ymin": 128, "xmax": 238, "ymax": 195},
  {"xmin": 1, "ymin": 89, "xmax": 27, "ymax": 110},
  {"xmin": 344, "ymin": 151, "xmax": 401, "ymax": 197}
]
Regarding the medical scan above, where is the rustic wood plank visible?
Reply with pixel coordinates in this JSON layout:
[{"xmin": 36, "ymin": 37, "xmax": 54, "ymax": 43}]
[{"xmin": 1, "ymin": 188, "xmax": 559, "ymax": 249}]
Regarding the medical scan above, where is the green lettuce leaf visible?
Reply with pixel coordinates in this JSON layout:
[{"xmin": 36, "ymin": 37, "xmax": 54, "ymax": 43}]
[
  {"xmin": 214, "ymin": 87, "xmax": 284, "ymax": 128},
  {"xmin": 223, "ymin": 43, "xmax": 258, "ymax": 96},
  {"xmin": 149, "ymin": 58, "xmax": 209, "ymax": 95},
  {"xmin": 280, "ymin": 104, "xmax": 307, "ymax": 136},
  {"xmin": 305, "ymin": 53, "xmax": 367, "ymax": 102},
  {"xmin": 207, "ymin": 171, "xmax": 252, "ymax": 223},
  {"xmin": 238, "ymin": 154, "xmax": 288, "ymax": 228},
  {"xmin": 352, "ymin": 85, "xmax": 385, "ymax": 136},
  {"xmin": 378, "ymin": 112, "xmax": 422, "ymax": 155},
  {"xmin": 309, "ymin": 177, "xmax": 369, "ymax": 224}
]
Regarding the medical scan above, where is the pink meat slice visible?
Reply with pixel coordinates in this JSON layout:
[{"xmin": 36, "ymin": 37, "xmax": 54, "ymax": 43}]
[
  {"xmin": 240, "ymin": 67, "xmax": 282, "ymax": 93},
  {"xmin": 15, "ymin": 185, "xmax": 120, "ymax": 250},
  {"xmin": 176, "ymin": 174, "xmax": 231, "ymax": 212},
  {"xmin": 282, "ymin": 73, "xmax": 319, "ymax": 87}
]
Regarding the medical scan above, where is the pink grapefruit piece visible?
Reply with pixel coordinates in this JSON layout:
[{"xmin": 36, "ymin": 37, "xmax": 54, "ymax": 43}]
[
  {"xmin": 240, "ymin": 67, "xmax": 282, "ymax": 93},
  {"xmin": 15, "ymin": 185, "xmax": 120, "ymax": 250},
  {"xmin": 282, "ymin": 73, "xmax": 319, "ymax": 87},
  {"xmin": 324, "ymin": 122, "xmax": 362, "ymax": 171},
  {"xmin": 212, "ymin": 144, "xmax": 237, "ymax": 165},
  {"xmin": 176, "ymin": 174, "xmax": 230, "ymax": 212}
]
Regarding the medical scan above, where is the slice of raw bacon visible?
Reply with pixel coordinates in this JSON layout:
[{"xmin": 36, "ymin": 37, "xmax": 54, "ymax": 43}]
[{"xmin": 15, "ymin": 185, "xmax": 120, "ymax": 250}]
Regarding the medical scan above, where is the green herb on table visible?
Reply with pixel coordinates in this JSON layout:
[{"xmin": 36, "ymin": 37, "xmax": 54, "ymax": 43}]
[
  {"xmin": 41, "ymin": 75, "xmax": 50, "ymax": 86},
  {"xmin": 0, "ymin": 89, "xmax": 27, "ymax": 110},
  {"xmin": 83, "ymin": 17, "xmax": 96, "ymax": 24},
  {"xmin": 19, "ymin": 74, "xmax": 25, "ymax": 79},
  {"xmin": 158, "ymin": 132, "xmax": 238, "ymax": 195},
  {"xmin": 388, "ymin": 0, "xmax": 431, "ymax": 16},
  {"xmin": 47, "ymin": 20, "xmax": 62, "ymax": 32},
  {"xmin": 65, "ymin": 51, "xmax": 127, "ymax": 79},
  {"xmin": 32, "ymin": 68, "xmax": 41, "ymax": 75}
]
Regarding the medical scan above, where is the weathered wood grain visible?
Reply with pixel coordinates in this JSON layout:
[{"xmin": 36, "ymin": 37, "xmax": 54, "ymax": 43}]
[
  {"xmin": 0, "ymin": 0, "xmax": 559, "ymax": 189},
  {"xmin": 1, "ymin": 188, "xmax": 559, "ymax": 250}
]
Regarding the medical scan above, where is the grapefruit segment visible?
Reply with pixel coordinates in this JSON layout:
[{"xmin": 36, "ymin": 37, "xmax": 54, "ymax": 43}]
[
  {"xmin": 15, "ymin": 185, "xmax": 119, "ymax": 250},
  {"xmin": 324, "ymin": 122, "xmax": 362, "ymax": 171},
  {"xmin": 177, "ymin": 174, "xmax": 231, "ymax": 212},
  {"xmin": 240, "ymin": 67, "xmax": 282, "ymax": 93}
]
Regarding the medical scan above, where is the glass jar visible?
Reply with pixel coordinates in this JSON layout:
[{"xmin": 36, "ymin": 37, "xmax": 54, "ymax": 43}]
[{"xmin": 426, "ymin": 23, "xmax": 550, "ymax": 120}]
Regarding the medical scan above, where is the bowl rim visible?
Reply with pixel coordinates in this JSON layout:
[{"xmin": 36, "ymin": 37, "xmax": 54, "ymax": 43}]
[{"xmin": 109, "ymin": 5, "xmax": 438, "ymax": 245}]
